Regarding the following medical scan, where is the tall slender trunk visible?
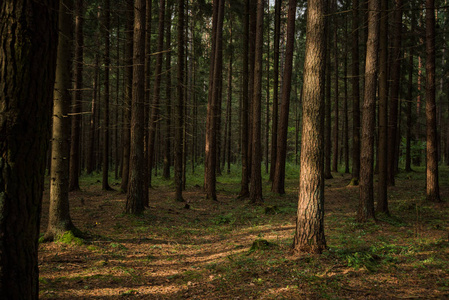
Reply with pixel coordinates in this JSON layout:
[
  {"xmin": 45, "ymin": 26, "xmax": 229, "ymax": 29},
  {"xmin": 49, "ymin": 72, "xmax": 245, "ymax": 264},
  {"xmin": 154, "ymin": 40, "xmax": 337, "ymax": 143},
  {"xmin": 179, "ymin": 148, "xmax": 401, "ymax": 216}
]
[
  {"xmin": 87, "ymin": 53, "xmax": 99, "ymax": 175},
  {"xmin": 163, "ymin": 4, "xmax": 172, "ymax": 180},
  {"xmin": 271, "ymin": 0, "xmax": 296, "ymax": 195},
  {"xmin": 102, "ymin": 0, "xmax": 112, "ymax": 190},
  {"xmin": 350, "ymin": 0, "xmax": 361, "ymax": 185},
  {"xmin": 144, "ymin": 0, "xmax": 153, "ymax": 203},
  {"xmin": 293, "ymin": 0, "xmax": 327, "ymax": 254},
  {"xmin": 377, "ymin": 0, "xmax": 389, "ymax": 213},
  {"xmin": 45, "ymin": 0, "xmax": 77, "ymax": 241},
  {"xmin": 249, "ymin": 0, "xmax": 264, "ymax": 204},
  {"xmin": 148, "ymin": 0, "xmax": 166, "ymax": 188},
  {"xmin": 343, "ymin": 11, "xmax": 350, "ymax": 174},
  {"xmin": 332, "ymin": 0, "xmax": 339, "ymax": 173},
  {"xmin": 425, "ymin": 0, "xmax": 441, "ymax": 202},
  {"xmin": 239, "ymin": 0, "xmax": 250, "ymax": 199},
  {"xmin": 175, "ymin": 0, "xmax": 185, "ymax": 202},
  {"xmin": 269, "ymin": 0, "xmax": 282, "ymax": 181},
  {"xmin": 358, "ymin": 0, "xmax": 379, "ymax": 222},
  {"xmin": 120, "ymin": 0, "xmax": 134, "ymax": 192},
  {"xmin": 387, "ymin": 0, "xmax": 403, "ymax": 186},
  {"xmin": 69, "ymin": 0, "xmax": 84, "ymax": 191}
]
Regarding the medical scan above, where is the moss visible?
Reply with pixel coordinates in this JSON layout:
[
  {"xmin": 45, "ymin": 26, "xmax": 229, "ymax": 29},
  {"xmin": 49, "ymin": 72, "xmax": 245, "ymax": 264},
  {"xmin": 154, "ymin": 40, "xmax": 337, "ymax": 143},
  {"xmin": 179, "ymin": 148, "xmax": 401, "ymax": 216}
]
[{"xmin": 56, "ymin": 231, "xmax": 84, "ymax": 246}]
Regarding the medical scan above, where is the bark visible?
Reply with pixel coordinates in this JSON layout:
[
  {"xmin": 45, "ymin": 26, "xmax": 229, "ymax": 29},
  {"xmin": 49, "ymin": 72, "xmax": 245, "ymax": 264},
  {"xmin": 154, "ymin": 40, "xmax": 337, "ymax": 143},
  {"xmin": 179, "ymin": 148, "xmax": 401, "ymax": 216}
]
[
  {"xmin": 387, "ymin": 0, "xmax": 403, "ymax": 186},
  {"xmin": 163, "ymin": 5, "xmax": 172, "ymax": 180},
  {"xmin": 205, "ymin": 0, "xmax": 224, "ymax": 200},
  {"xmin": 45, "ymin": 0, "xmax": 78, "ymax": 241},
  {"xmin": 249, "ymin": 0, "xmax": 264, "ymax": 204},
  {"xmin": 143, "ymin": 0, "xmax": 152, "ymax": 203},
  {"xmin": 324, "ymin": 27, "xmax": 333, "ymax": 180},
  {"xmin": 148, "ymin": 0, "xmax": 166, "ymax": 188},
  {"xmin": 350, "ymin": 0, "xmax": 361, "ymax": 186},
  {"xmin": 120, "ymin": 0, "xmax": 133, "ymax": 192},
  {"xmin": 270, "ymin": 0, "xmax": 282, "ymax": 182},
  {"xmin": 225, "ymin": 49, "xmax": 233, "ymax": 174},
  {"xmin": 377, "ymin": 0, "xmax": 388, "ymax": 213},
  {"xmin": 102, "ymin": 0, "xmax": 112, "ymax": 190},
  {"xmin": 405, "ymin": 28, "xmax": 414, "ymax": 172},
  {"xmin": 126, "ymin": 0, "xmax": 146, "ymax": 215},
  {"xmin": 69, "ymin": 0, "xmax": 83, "ymax": 191},
  {"xmin": 86, "ymin": 53, "xmax": 99, "ymax": 175},
  {"xmin": 175, "ymin": 0, "xmax": 185, "ymax": 202},
  {"xmin": 293, "ymin": 0, "xmax": 327, "ymax": 254},
  {"xmin": 0, "ymin": 0, "xmax": 58, "ymax": 297},
  {"xmin": 425, "ymin": 0, "xmax": 441, "ymax": 202},
  {"xmin": 332, "ymin": 0, "xmax": 339, "ymax": 173},
  {"xmin": 238, "ymin": 0, "xmax": 250, "ymax": 199},
  {"xmin": 343, "ymin": 12, "xmax": 350, "ymax": 174},
  {"xmin": 271, "ymin": 0, "xmax": 296, "ymax": 195},
  {"xmin": 358, "ymin": 0, "xmax": 379, "ymax": 222}
]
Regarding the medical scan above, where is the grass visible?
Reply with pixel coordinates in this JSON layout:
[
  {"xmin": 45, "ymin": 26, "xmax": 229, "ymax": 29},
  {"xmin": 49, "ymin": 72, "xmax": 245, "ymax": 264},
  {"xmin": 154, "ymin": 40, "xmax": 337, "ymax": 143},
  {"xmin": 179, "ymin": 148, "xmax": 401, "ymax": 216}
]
[{"xmin": 38, "ymin": 164, "xmax": 449, "ymax": 299}]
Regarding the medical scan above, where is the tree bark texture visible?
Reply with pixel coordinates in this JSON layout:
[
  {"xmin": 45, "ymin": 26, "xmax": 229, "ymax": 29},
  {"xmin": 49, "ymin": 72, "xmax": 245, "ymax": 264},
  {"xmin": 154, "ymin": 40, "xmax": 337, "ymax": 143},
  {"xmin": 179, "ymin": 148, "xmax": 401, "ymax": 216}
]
[
  {"xmin": 249, "ymin": 0, "xmax": 264, "ymax": 204},
  {"xmin": 46, "ymin": 0, "xmax": 77, "ymax": 240},
  {"xmin": 102, "ymin": 0, "xmax": 112, "ymax": 190},
  {"xmin": 293, "ymin": 0, "xmax": 327, "ymax": 254},
  {"xmin": 425, "ymin": 0, "xmax": 441, "ymax": 202},
  {"xmin": 350, "ymin": 0, "xmax": 361, "ymax": 185},
  {"xmin": 272, "ymin": 0, "xmax": 296, "ymax": 195},
  {"xmin": 377, "ymin": 0, "xmax": 389, "ymax": 213},
  {"xmin": 69, "ymin": 0, "xmax": 84, "ymax": 191},
  {"xmin": 120, "ymin": 0, "xmax": 133, "ymax": 193},
  {"xmin": 358, "ymin": 0, "xmax": 379, "ymax": 222},
  {"xmin": 0, "ymin": 1, "xmax": 58, "ymax": 298},
  {"xmin": 126, "ymin": 0, "xmax": 146, "ymax": 215}
]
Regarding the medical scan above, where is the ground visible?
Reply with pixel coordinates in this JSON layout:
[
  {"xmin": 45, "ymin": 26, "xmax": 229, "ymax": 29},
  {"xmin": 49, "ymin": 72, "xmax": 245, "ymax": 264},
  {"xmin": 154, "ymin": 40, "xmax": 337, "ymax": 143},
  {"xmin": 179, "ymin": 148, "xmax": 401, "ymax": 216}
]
[{"xmin": 39, "ymin": 165, "xmax": 449, "ymax": 299}]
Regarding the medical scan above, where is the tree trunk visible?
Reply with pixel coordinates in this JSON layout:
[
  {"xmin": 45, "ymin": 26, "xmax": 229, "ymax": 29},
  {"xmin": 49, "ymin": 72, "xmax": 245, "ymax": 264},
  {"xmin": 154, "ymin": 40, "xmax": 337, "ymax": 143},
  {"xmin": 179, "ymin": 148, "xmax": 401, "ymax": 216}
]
[
  {"xmin": 358, "ymin": 0, "xmax": 379, "ymax": 222},
  {"xmin": 350, "ymin": 0, "xmax": 361, "ymax": 186},
  {"xmin": 405, "ymin": 21, "xmax": 414, "ymax": 173},
  {"xmin": 175, "ymin": 0, "xmax": 185, "ymax": 202},
  {"xmin": 126, "ymin": 0, "xmax": 146, "ymax": 215},
  {"xmin": 205, "ymin": 0, "xmax": 224, "ymax": 200},
  {"xmin": 249, "ymin": 0, "xmax": 264, "ymax": 204},
  {"xmin": 271, "ymin": 0, "xmax": 296, "ymax": 195},
  {"xmin": 332, "ymin": 0, "xmax": 339, "ymax": 173},
  {"xmin": 0, "ymin": 0, "xmax": 58, "ymax": 297},
  {"xmin": 377, "ymin": 0, "xmax": 389, "ymax": 213},
  {"xmin": 45, "ymin": 0, "xmax": 78, "ymax": 241},
  {"xmin": 343, "ymin": 11, "xmax": 350, "ymax": 174},
  {"xmin": 387, "ymin": 0, "xmax": 403, "ymax": 186},
  {"xmin": 293, "ymin": 0, "xmax": 327, "ymax": 254},
  {"xmin": 148, "ymin": 0, "xmax": 166, "ymax": 188},
  {"xmin": 163, "ymin": 4, "xmax": 172, "ymax": 180},
  {"xmin": 269, "ymin": 0, "xmax": 282, "ymax": 182},
  {"xmin": 102, "ymin": 0, "xmax": 112, "ymax": 190},
  {"xmin": 86, "ymin": 53, "xmax": 99, "ymax": 175},
  {"xmin": 69, "ymin": 0, "xmax": 83, "ymax": 191},
  {"xmin": 239, "ymin": 0, "xmax": 250, "ymax": 199},
  {"xmin": 143, "ymin": 0, "xmax": 152, "ymax": 203},
  {"xmin": 120, "ymin": 0, "xmax": 134, "ymax": 193},
  {"xmin": 425, "ymin": 0, "xmax": 441, "ymax": 202}
]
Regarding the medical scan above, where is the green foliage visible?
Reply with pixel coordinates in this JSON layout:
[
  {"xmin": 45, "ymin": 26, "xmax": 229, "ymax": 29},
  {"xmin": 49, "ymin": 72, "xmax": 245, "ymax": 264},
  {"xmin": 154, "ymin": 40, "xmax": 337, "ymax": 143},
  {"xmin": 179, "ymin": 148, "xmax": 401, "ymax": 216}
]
[
  {"xmin": 212, "ymin": 213, "xmax": 235, "ymax": 225},
  {"xmin": 56, "ymin": 231, "xmax": 84, "ymax": 246}
]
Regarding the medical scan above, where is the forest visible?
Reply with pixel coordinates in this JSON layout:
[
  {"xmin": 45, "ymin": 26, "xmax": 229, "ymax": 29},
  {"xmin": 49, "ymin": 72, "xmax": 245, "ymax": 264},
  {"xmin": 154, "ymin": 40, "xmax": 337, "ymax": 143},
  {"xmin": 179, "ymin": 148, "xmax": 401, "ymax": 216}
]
[{"xmin": 0, "ymin": 0, "xmax": 448, "ymax": 298}]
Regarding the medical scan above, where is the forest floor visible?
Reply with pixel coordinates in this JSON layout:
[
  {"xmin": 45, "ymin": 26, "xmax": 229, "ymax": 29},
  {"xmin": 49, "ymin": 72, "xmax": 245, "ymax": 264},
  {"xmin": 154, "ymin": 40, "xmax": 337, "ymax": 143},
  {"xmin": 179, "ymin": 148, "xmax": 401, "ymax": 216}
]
[{"xmin": 39, "ymin": 165, "xmax": 449, "ymax": 299}]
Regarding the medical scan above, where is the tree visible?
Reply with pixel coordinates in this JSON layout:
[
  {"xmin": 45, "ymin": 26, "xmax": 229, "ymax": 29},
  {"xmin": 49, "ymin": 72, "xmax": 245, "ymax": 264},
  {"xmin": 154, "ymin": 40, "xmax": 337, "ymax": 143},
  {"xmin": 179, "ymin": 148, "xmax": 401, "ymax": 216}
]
[
  {"xmin": 45, "ymin": 0, "xmax": 79, "ymax": 241},
  {"xmin": 293, "ymin": 0, "xmax": 327, "ymax": 254},
  {"xmin": 269, "ymin": 0, "xmax": 282, "ymax": 182},
  {"xmin": 204, "ymin": 0, "xmax": 224, "ymax": 201},
  {"xmin": 102, "ymin": 0, "xmax": 112, "ymax": 190},
  {"xmin": 271, "ymin": 0, "xmax": 296, "ymax": 195},
  {"xmin": 238, "ymin": 0, "xmax": 250, "ymax": 199},
  {"xmin": 377, "ymin": 0, "xmax": 388, "ymax": 213},
  {"xmin": 174, "ymin": 0, "xmax": 185, "ymax": 202},
  {"xmin": 249, "ymin": 0, "xmax": 264, "ymax": 204},
  {"xmin": 0, "ymin": 0, "xmax": 58, "ymax": 297},
  {"xmin": 126, "ymin": 0, "xmax": 146, "ymax": 215},
  {"xmin": 332, "ymin": 0, "xmax": 339, "ymax": 173},
  {"xmin": 120, "ymin": 0, "xmax": 134, "ymax": 193},
  {"xmin": 358, "ymin": 0, "xmax": 379, "ymax": 222},
  {"xmin": 163, "ymin": 4, "xmax": 173, "ymax": 180},
  {"xmin": 69, "ymin": 0, "xmax": 84, "ymax": 191},
  {"xmin": 425, "ymin": 0, "xmax": 441, "ymax": 202},
  {"xmin": 148, "ymin": 0, "xmax": 166, "ymax": 188},
  {"xmin": 350, "ymin": 0, "xmax": 361, "ymax": 186},
  {"xmin": 387, "ymin": 0, "xmax": 403, "ymax": 186}
]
